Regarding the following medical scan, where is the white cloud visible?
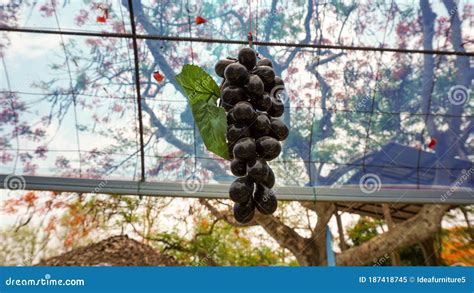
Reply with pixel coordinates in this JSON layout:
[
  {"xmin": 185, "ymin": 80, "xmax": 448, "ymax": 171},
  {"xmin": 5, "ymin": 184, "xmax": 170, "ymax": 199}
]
[{"xmin": 7, "ymin": 33, "xmax": 66, "ymax": 59}]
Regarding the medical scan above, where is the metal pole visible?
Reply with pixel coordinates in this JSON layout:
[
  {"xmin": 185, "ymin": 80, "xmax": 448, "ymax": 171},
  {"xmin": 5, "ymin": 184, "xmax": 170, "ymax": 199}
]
[
  {"xmin": 127, "ymin": 0, "xmax": 146, "ymax": 182},
  {"xmin": 1, "ymin": 174, "xmax": 473, "ymax": 204}
]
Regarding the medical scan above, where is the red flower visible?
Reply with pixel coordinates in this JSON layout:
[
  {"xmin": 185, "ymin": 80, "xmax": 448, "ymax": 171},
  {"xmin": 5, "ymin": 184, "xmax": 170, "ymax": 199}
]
[
  {"xmin": 96, "ymin": 4, "xmax": 109, "ymax": 23},
  {"xmin": 153, "ymin": 71, "xmax": 164, "ymax": 83},
  {"xmin": 195, "ymin": 16, "xmax": 207, "ymax": 25},
  {"xmin": 96, "ymin": 16, "xmax": 106, "ymax": 23},
  {"xmin": 428, "ymin": 137, "xmax": 438, "ymax": 150}
]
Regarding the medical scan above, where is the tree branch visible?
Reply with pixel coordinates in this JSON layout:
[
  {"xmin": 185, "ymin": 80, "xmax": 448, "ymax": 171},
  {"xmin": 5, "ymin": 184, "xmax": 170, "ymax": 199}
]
[
  {"xmin": 442, "ymin": 0, "xmax": 470, "ymax": 138},
  {"xmin": 259, "ymin": 0, "xmax": 279, "ymax": 59},
  {"xmin": 199, "ymin": 199, "xmax": 258, "ymax": 227},
  {"xmin": 254, "ymin": 213, "xmax": 313, "ymax": 265},
  {"xmin": 280, "ymin": 0, "xmax": 313, "ymax": 70},
  {"xmin": 420, "ymin": 0, "xmax": 438, "ymax": 137}
]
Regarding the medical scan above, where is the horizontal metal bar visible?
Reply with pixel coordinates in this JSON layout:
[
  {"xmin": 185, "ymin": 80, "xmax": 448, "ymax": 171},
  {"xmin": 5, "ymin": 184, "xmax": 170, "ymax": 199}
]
[
  {"xmin": 1, "ymin": 26, "xmax": 473, "ymax": 56},
  {"xmin": 1, "ymin": 175, "xmax": 472, "ymax": 204}
]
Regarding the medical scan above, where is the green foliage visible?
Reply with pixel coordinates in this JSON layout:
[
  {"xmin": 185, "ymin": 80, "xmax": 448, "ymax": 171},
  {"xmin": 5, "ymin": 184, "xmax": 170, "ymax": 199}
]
[
  {"xmin": 347, "ymin": 216, "xmax": 383, "ymax": 247},
  {"xmin": 150, "ymin": 217, "xmax": 296, "ymax": 266},
  {"xmin": 0, "ymin": 226, "xmax": 50, "ymax": 266},
  {"xmin": 176, "ymin": 65, "xmax": 229, "ymax": 160}
]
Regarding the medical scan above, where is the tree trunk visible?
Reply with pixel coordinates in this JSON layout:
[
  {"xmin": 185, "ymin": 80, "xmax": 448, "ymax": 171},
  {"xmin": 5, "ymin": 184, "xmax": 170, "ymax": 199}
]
[
  {"xmin": 419, "ymin": 236, "xmax": 440, "ymax": 266},
  {"xmin": 382, "ymin": 204, "xmax": 402, "ymax": 266},
  {"xmin": 336, "ymin": 204, "xmax": 450, "ymax": 266},
  {"xmin": 335, "ymin": 211, "xmax": 348, "ymax": 251}
]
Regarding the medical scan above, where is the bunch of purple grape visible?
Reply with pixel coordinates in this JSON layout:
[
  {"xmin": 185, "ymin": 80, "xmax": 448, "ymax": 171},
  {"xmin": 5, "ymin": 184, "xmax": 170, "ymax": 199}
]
[{"xmin": 215, "ymin": 47, "xmax": 289, "ymax": 223}]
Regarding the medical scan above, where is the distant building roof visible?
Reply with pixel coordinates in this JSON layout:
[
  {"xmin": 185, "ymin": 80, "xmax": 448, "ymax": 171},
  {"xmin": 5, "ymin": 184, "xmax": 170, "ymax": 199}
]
[
  {"xmin": 347, "ymin": 142, "xmax": 473, "ymax": 187},
  {"xmin": 338, "ymin": 143, "xmax": 470, "ymax": 221}
]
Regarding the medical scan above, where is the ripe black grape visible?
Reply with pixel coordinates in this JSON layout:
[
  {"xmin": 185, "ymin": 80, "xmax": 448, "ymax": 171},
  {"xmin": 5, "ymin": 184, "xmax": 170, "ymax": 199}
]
[
  {"xmin": 270, "ymin": 118, "xmax": 289, "ymax": 141},
  {"xmin": 257, "ymin": 58, "xmax": 273, "ymax": 68},
  {"xmin": 245, "ymin": 74, "xmax": 264, "ymax": 97},
  {"xmin": 261, "ymin": 166, "xmax": 275, "ymax": 188},
  {"xmin": 251, "ymin": 93, "xmax": 272, "ymax": 112},
  {"xmin": 238, "ymin": 47, "xmax": 257, "ymax": 71},
  {"xmin": 226, "ymin": 124, "xmax": 250, "ymax": 143},
  {"xmin": 247, "ymin": 159, "xmax": 269, "ymax": 183},
  {"xmin": 268, "ymin": 98, "xmax": 284, "ymax": 117},
  {"xmin": 251, "ymin": 112, "xmax": 271, "ymax": 136},
  {"xmin": 215, "ymin": 59, "xmax": 236, "ymax": 78},
  {"xmin": 232, "ymin": 101, "xmax": 256, "ymax": 124},
  {"xmin": 215, "ymin": 47, "xmax": 289, "ymax": 222},
  {"xmin": 221, "ymin": 86, "xmax": 246, "ymax": 110},
  {"xmin": 254, "ymin": 185, "xmax": 278, "ymax": 215},
  {"xmin": 233, "ymin": 137, "xmax": 257, "ymax": 161},
  {"xmin": 230, "ymin": 159, "xmax": 247, "ymax": 177},
  {"xmin": 233, "ymin": 198, "xmax": 256, "ymax": 223},
  {"xmin": 227, "ymin": 110, "xmax": 237, "ymax": 124},
  {"xmin": 220, "ymin": 80, "xmax": 231, "ymax": 91},
  {"xmin": 253, "ymin": 65, "xmax": 276, "ymax": 86},
  {"xmin": 274, "ymin": 76, "xmax": 284, "ymax": 87},
  {"xmin": 229, "ymin": 176, "xmax": 254, "ymax": 203},
  {"xmin": 224, "ymin": 63, "xmax": 250, "ymax": 86},
  {"xmin": 256, "ymin": 136, "xmax": 281, "ymax": 160},
  {"xmin": 228, "ymin": 142, "xmax": 235, "ymax": 160}
]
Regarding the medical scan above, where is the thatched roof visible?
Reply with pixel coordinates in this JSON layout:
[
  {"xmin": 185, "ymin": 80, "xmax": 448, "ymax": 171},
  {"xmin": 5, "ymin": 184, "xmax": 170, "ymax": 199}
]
[{"xmin": 36, "ymin": 235, "xmax": 180, "ymax": 266}]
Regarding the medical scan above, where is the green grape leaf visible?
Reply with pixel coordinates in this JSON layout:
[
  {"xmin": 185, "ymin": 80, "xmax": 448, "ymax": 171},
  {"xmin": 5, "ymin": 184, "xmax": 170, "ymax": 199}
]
[
  {"xmin": 176, "ymin": 65, "xmax": 229, "ymax": 160},
  {"xmin": 176, "ymin": 64, "xmax": 220, "ymax": 103}
]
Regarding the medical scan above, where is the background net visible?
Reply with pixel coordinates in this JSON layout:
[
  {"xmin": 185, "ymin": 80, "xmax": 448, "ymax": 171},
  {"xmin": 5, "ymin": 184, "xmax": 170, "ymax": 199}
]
[{"xmin": 1, "ymin": 0, "xmax": 472, "ymax": 190}]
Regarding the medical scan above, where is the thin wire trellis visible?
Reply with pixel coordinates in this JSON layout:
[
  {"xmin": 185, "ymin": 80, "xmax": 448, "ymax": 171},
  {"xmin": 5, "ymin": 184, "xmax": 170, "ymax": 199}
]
[{"xmin": 0, "ymin": 1, "xmax": 472, "ymax": 190}]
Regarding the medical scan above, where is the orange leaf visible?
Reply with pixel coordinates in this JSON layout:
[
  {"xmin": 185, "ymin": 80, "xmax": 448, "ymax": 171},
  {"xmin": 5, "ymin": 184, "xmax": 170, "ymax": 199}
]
[
  {"xmin": 44, "ymin": 217, "xmax": 56, "ymax": 233},
  {"xmin": 64, "ymin": 236, "xmax": 73, "ymax": 247},
  {"xmin": 23, "ymin": 191, "xmax": 38, "ymax": 206}
]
